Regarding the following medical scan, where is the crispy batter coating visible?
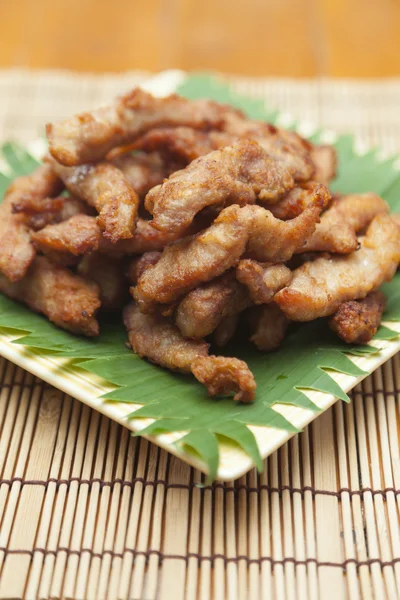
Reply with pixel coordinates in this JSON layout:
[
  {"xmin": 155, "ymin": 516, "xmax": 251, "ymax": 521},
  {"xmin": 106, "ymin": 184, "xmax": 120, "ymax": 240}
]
[
  {"xmin": 126, "ymin": 252, "xmax": 162, "ymax": 285},
  {"xmin": 392, "ymin": 214, "xmax": 400, "ymax": 227},
  {"xmin": 175, "ymin": 272, "xmax": 250, "ymax": 339},
  {"xmin": 46, "ymin": 88, "xmax": 242, "ymax": 166},
  {"xmin": 123, "ymin": 303, "xmax": 255, "ymax": 402},
  {"xmin": 0, "ymin": 164, "xmax": 63, "ymax": 281},
  {"xmin": 275, "ymin": 214, "xmax": 400, "ymax": 321},
  {"xmin": 134, "ymin": 204, "xmax": 249, "ymax": 308},
  {"xmin": 213, "ymin": 314, "xmax": 239, "ymax": 347},
  {"xmin": 111, "ymin": 151, "xmax": 172, "ymax": 198},
  {"xmin": 249, "ymin": 304, "xmax": 289, "ymax": 351},
  {"xmin": 236, "ymin": 260, "xmax": 292, "ymax": 304},
  {"xmin": 328, "ymin": 291, "xmax": 386, "ymax": 344},
  {"xmin": 191, "ymin": 355, "xmax": 256, "ymax": 403},
  {"xmin": 50, "ymin": 160, "xmax": 139, "ymax": 242},
  {"xmin": 245, "ymin": 182, "xmax": 330, "ymax": 262},
  {"xmin": 309, "ymin": 144, "xmax": 337, "ymax": 185},
  {"xmin": 77, "ymin": 253, "xmax": 127, "ymax": 311},
  {"xmin": 123, "ymin": 302, "xmax": 209, "ymax": 372},
  {"xmin": 146, "ymin": 140, "xmax": 294, "ymax": 235},
  {"xmin": 31, "ymin": 215, "xmax": 102, "ymax": 265},
  {"xmin": 300, "ymin": 192, "xmax": 389, "ymax": 254},
  {"xmin": 0, "ymin": 256, "xmax": 100, "ymax": 336},
  {"xmin": 13, "ymin": 194, "xmax": 92, "ymax": 230}
]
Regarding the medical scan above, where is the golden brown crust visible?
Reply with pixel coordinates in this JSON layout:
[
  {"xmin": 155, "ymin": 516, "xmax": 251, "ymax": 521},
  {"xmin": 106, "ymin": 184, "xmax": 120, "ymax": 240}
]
[
  {"xmin": 191, "ymin": 355, "xmax": 256, "ymax": 403},
  {"xmin": 328, "ymin": 291, "xmax": 386, "ymax": 344},
  {"xmin": 0, "ymin": 164, "xmax": 63, "ymax": 281},
  {"xmin": 77, "ymin": 253, "xmax": 127, "ymax": 312},
  {"xmin": 299, "ymin": 192, "xmax": 389, "ymax": 254},
  {"xmin": 46, "ymin": 88, "xmax": 242, "ymax": 166},
  {"xmin": 175, "ymin": 272, "xmax": 250, "ymax": 339},
  {"xmin": 236, "ymin": 260, "xmax": 292, "ymax": 304},
  {"xmin": 126, "ymin": 252, "xmax": 162, "ymax": 285},
  {"xmin": 0, "ymin": 256, "xmax": 100, "ymax": 336},
  {"xmin": 146, "ymin": 139, "xmax": 294, "ymax": 235},
  {"xmin": 249, "ymin": 304, "xmax": 289, "ymax": 351},
  {"xmin": 275, "ymin": 214, "xmax": 400, "ymax": 321},
  {"xmin": 31, "ymin": 215, "xmax": 102, "ymax": 264},
  {"xmin": 50, "ymin": 160, "xmax": 139, "ymax": 242},
  {"xmin": 12, "ymin": 194, "xmax": 92, "ymax": 231},
  {"xmin": 134, "ymin": 205, "xmax": 250, "ymax": 308},
  {"xmin": 244, "ymin": 182, "xmax": 330, "ymax": 262},
  {"xmin": 123, "ymin": 303, "xmax": 209, "ymax": 373}
]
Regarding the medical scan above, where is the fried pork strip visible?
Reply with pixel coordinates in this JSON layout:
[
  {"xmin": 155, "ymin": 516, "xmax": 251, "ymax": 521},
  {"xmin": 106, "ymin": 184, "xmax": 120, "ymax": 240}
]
[
  {"xmin": 31, "ymin": 215, "xmax": 102, "ymax": 265},
  {"xmin": 77, "ymin": 253, "xmax": 127, "ymax": 311},
  {"xmin": 126, "ymin": 252, "xmax": 162, "ymax": 285},
  {"xmin": 309, "ymin": 144, "xmax": 337, "ymax": 185},
  {"xmin": 328, "ymin": 291, "xmax": 386, "ymax": 344},
  {"xmin": 0, "ymin": 164, "xmax": 63, "ymax": 281},
  {"xmin": 50, "ymin": 160, "xmax": 139, "ymax": 242},
  {"xmin": 134, "ymin": 205, "xmax": 250, "ymax": 307},
  {"xmin": 0, "ymin": 256, "xmax": 100, "ymax": 336},
  {"xmin": 12, "ymin": 194, "xmax": 91, "ymax": 231},
  {"xmin": 213, "ymin": 314, "xmax": 239, "ymax": 347},
  {"xmin": 236, "ymin": 260, "xmax": 292, "ymax": 304},
  {"xmin": 275, "ymin": 214, "xmax": 400, "ymax": 321},
  {"xmin": 135, "ymin": 185, "xmax": 328, "ymax": 308},
  {"xmin": 46, "ymin": 88, "xmax": 242, "ymax": 166},
  {"xmin": 145, "ymin": 140, "xmax": 295, "ymax": 235},
  {"xmin": 249, "ymin": 304, "xmax": 290, "ymax": 351},
  {"xmin": 175, "ymin": 272, "xmax": 250, "ymax": 339},
  {"xmin": 123, "ymin": 303, "xmax": 255, "ymax": 402},
  {"xmin": 111, "ymin": 151, "xmax": 173, "ymax": 199},
  {"xmin": 300, "ymin": 192, "xmax": 389, "ymax": 254},
  {"xmin": 244, "ymin": 183, "xmax": 330, "ymax": 262}
]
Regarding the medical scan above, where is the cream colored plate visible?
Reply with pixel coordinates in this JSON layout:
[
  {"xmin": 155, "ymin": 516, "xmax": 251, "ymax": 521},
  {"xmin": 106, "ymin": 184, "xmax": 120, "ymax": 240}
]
[{"xmin": 2, "ymin": 70, "xmax": 400, "ymax": 481}]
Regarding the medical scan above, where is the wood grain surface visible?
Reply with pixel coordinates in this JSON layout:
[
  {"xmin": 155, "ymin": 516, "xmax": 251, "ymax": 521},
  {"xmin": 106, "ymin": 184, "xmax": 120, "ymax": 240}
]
[{"xmin": 2, "ymin": 0, "xmax": 400, "ymax": 76}]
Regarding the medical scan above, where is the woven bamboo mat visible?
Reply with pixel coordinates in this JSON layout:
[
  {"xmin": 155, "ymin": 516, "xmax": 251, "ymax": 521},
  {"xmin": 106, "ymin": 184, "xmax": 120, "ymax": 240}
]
[{"xmin": 0, "ymin": 70, "xmax": 400, "ymax": 600}]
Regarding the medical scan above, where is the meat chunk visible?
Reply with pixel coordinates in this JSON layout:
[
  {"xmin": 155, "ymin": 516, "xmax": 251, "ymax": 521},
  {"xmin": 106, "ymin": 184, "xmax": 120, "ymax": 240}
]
[
  {"xmin": 299, "ymin": 192, "xmax": 389, "ymax": 254},
  {"xmin": 0, "ymin": 256, "xmax": 100, "ymax": 336},
  {"xmin": 249, "ymin": 304, "xmax": 290, "ymax": 351},
  {"xmin": 191, "ymin": 355, "xmax": 256, "ymax": 403},
  {"xmin": 145, "ymin": 139, "xmax": 294, "ymax": 235},
  {"xmin": 13, "ymin": 194, "xmax": 92, "ymax": 231},
  {"xmin": 50, "ymin": 160, "xmax": 139, "ymax": 242},
  {"xmin": 236, "ymin": 260, "xmax": 292, "ymax": 304},
  {"xmin": 221, "ymin": 112, "xmax": 314, "ymax": 182},
  {"xmin": 111, "ymin": 151, "xmax": 172, "ymax": 199},
  {"xmin": 0, "ymin": 164, "xmax": 63, "ymax": 281},
  {"xmin": 275, "ymin": 214, "xmax": 400, "ymax": 321},
  {"xmin": 77, "ymin": 253, "xmax": 127, "ymax": 311},
  {"xmin": 213, "ymin": 314, "xmax": 239, "ymax": 347},
  {"xmin": 175, "ymin": 272, "xmax": 250, "ymax": 339},
  {"xmin": 309, "ymin": 144, "xmax": 337, "ymax": 185},
  {"xmin": 244, "ymin": 182, "xmax": 330, "ymax": 262},
  {"xmin": 126, "ymin": 251, "xmax": 162, "ymax": 285},
  {"xmin": 328, "ymin": 291, "xmax": 386, "ymax": 344},
  {"xmin": 134, "ymin": 204, "xmax": 250, "ymax": 308},
  {"xmin": 123, "ymin": 303, "xmax": 255, "ymax": 402},
  {"xmin": 46, "ymin": 88, "xmax": 242, "ymax": 166},
  {"xmin": 124, "ymin": 302, "xmax": 209, "ymax": 372},
  {"xmin": 31, "ymin": 215, "xmax": 102, "ymax": 265}
]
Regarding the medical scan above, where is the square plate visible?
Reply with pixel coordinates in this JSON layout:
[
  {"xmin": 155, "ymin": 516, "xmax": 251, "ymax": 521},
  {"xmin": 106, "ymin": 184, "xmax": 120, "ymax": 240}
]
[{"xmin": 1, "ymin": 70, "xmax": 399, "ymax": 481}]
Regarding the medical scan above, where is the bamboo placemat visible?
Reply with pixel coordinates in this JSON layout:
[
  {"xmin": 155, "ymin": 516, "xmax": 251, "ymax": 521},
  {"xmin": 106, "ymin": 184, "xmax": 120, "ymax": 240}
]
[{"xmin": 0, "ymin": 70, "xmax": 400, "ymax": 600}]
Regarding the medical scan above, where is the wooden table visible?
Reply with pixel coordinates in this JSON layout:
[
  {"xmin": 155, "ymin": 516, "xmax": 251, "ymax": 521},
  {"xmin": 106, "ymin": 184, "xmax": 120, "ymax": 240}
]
[{"xmin": 2, "ymin": 0, "xmax": 400, "ymax": 76}]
